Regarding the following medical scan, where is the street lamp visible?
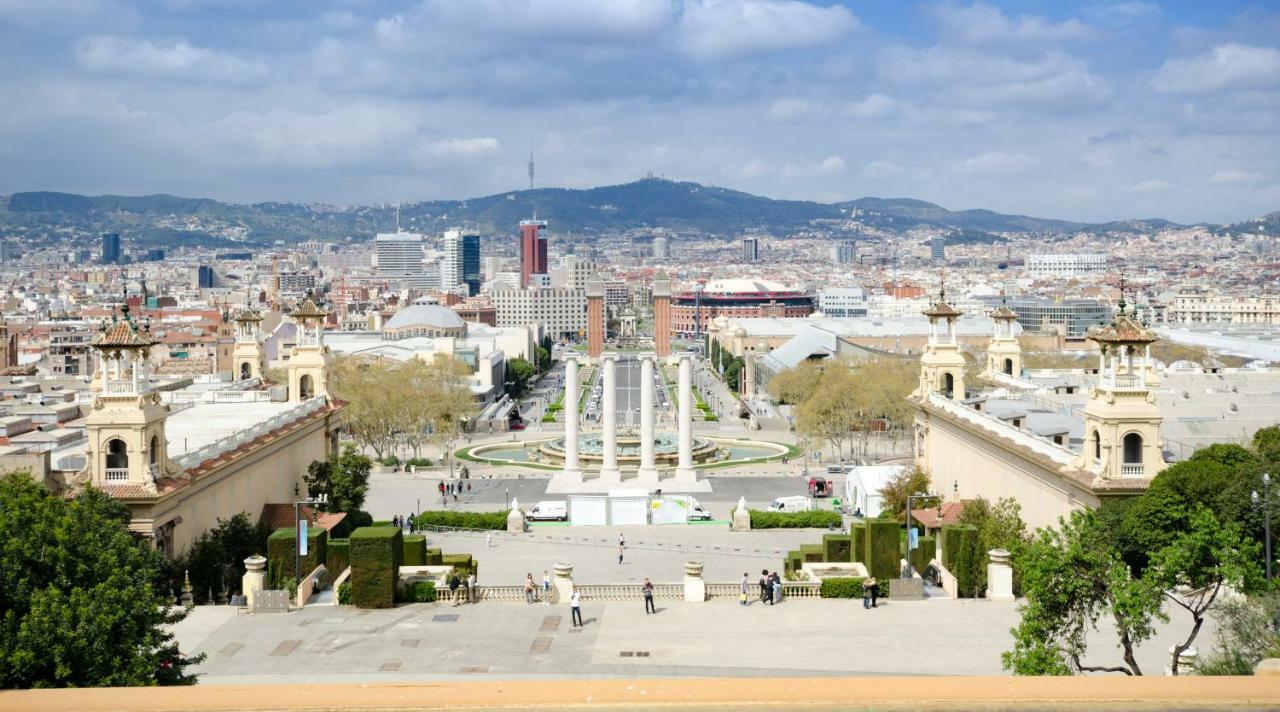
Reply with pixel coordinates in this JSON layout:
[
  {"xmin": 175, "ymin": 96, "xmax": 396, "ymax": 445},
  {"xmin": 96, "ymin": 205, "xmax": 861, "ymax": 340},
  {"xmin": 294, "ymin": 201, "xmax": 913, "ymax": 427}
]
[
  {"xmin": 1252, "ymin": 472, "xmax": 1272, "ymax": 585},
  {"xmin": 294, "ymin": 493, "xmax": 327, "ymax": 587}
]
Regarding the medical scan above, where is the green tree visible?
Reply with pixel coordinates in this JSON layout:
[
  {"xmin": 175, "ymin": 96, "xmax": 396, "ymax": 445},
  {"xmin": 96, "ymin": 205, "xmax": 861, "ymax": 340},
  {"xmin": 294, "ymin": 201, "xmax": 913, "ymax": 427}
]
[
  {"xmin": 184, "ymin": 513, "xmax": 266, "ymax": 604},
  {"xmin": 505, "ymin": 357, "xmax": 535, "ymax": 398},
  {"xmin": 535, "ymin": 345, "xmax": 551, "ymax": 372},
  {"xmin": 305, "ymin": 445, "xmax": 372, "ymax": 514},
  {"xmin": 1196, "ymin": 593, "xmax": 1280, "ymax": 675},
  {"xmin": 724, "ymin": 357, "xmax": 743, "ymax": 391},
  {"xmin": 0, "ymin": 474, "xmax": 202, "ymax": 687},
  {"xmin": 959, "ymin": 497, "xmax": 1031, "ymax": 595},
  {"xmin": 767, "ymin": 361, "xmax": 824, "ymax": 405},
  {"xmin": 879, "ymin": 465, "xmax": 933, "ymax": 521}
]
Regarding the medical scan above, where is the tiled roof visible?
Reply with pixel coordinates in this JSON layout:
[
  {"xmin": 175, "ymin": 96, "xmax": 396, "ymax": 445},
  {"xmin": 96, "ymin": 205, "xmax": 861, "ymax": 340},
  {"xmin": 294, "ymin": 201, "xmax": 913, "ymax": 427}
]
[
  {"xmin": 290, "ymin": 299, "xmax": 327, "ymax": 319},
  {"xmin": 922, "ymin": 301, "xmax": 963, "ymax": 318},
  {"xmin": 910, "ymin": 500, "xmax": 970, "ymax": 528},
  {"xmin": 1088, "ymin": 313, "xmax": 1158, "ymax": 346},
  {"xmin": 260, "ymin": 503, "xmax": 348, "ymax": 532},
  {"xmin": 234, "ymin": 308, "xmax": 264, "ymax": 322},
  {"xmin": 990, "ymin": 304, "xmax": 1018, "ymax": 320},
  {"xmin": 99, "ymin": 483, "xmax": 157, "ymax": 500},
  {"xmin": 93, "ymin": 320, "xmax": 158, "ymax": 348}
]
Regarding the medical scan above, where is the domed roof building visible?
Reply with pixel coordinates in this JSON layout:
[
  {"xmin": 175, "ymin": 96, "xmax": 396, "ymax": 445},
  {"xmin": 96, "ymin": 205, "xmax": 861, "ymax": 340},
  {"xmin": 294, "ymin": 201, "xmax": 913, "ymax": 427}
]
[{"xmin": 382, "ymin": 303, "xmax": 467, "ymax": 340}]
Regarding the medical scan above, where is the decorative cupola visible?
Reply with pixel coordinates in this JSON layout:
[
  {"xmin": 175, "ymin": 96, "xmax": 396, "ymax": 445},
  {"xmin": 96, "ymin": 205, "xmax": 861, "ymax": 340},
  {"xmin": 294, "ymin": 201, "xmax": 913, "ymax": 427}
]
[
  {"xmin": 984, "ymin": 296, "xmax": 1023, "ymax": 379},
  {"xmin": 915, "ymin": 286, "xmax": 968, "ymax": 400},
  {"xmin": 84, "ymin": 299, "xmax": 172, "ymax": 490},
  {"xmin": 1076, "ymin": 291, "xmax": 1165, "ymax": 482},
  {"xmin": 231, "ymin": 306, "xmax": 266, "ymax": 381},
  {"xmin": 287, "ymin": 297, "xmax": 329, "ymax": 402}
]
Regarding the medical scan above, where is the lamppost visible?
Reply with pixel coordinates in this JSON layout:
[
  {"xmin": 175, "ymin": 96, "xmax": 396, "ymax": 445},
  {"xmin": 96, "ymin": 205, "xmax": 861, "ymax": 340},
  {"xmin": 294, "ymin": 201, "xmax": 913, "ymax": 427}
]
[
  {"xmin": 904, "ymin": 492, "xmax": 941, "ymax": 578},
  {"xmin": 294, "ymin": 493, "xmax": 327, "ymax": 587},
  {"xmin": 1252, "ymin": 472, "xmax": 1272, "ymax": 585}
]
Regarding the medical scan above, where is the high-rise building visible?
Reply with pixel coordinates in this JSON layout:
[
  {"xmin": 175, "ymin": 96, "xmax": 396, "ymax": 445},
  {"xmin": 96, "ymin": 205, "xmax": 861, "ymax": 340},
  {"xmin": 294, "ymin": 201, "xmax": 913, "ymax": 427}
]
[
  {"xmin": 930, "ymin": 234, "xmax": 946, "ymax": 264},
  {"xmin": 1026, "ymin": 253, "xmax": 1107, "ymax": 277},
  {"xmin": 652, "ymin": 234, "xmax": 670, "ymax": 259},
  {"xmin": 0, "ymin": 241, "xmax": 15, "ymax": 262},
  {"xmin": 832, "ymin": 240, "xmax": 857, "ymax": 264},
  {"xmin": 519, "ymin": 219, "xmax": 549, "ymax": 288},
  {"xmin": 145, "ymin": 248, "xmax": 166, "ymax": 262},
  {"xmin": 101, "ymin": 233, "xmax": 121, "ymax": 264},
  {"xmin": 741, "ymin": 236, "xmax": 759, "ymax": 262},
  {"xmin": 375, "ymin": 232, "xmax": 424, "ymax": 276},
  {"xmin": 442, "ymin": 230, "xmax": 483, "ymax": 296},
  {"xmin": 192, "ymin": 265, "xmax": 218, "ymax": 289}
]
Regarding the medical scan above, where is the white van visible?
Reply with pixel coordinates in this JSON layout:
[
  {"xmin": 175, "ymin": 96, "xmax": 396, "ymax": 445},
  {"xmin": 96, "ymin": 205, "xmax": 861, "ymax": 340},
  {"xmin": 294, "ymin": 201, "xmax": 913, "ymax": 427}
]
[
  {"xmin": 688, "ymin": 497, "xmax": 712, "ymax": 521},
  {"xmin": 527, "ymin": 500, "xmax": 568, "ymax": 521},
  {"xmin": 767, "ymin": 495, "xmax": 812, "ymax": 512}
]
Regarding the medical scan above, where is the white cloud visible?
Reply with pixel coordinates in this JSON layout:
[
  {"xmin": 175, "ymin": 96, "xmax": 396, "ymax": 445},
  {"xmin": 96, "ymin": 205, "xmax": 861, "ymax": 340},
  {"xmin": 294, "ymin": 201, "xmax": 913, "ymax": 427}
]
[
  {"xmin": 199, "ymin": 105, "xmax": 422, "ymax": 168},
  {"xmin": 677, "ymin": 0, "xmax": 860, "ymax": 61},
  {"xmin": 75, "ymin": 35, "xmax": 269, "ymax": 84},
  {"xmin": 863, "ymin": 160, "xmax": 906, "ymax": 179},
  {"xmin": 1210, "ymin": 169, "xmax": 1265, "ymax": 185},
  {"xmin": 781, "ymin": 155, "xmax": 844, "ymax": 177},
  {"xmin": 1127, "ymin": 179, "xmax": 1170, "ymax": 193},
  {"xmin": 767, "ymin": 97, "xmax": 815, "ymax": 122},
  {"xmin": 962, "ymin": 151, "xmax": 1038, "ymax": 175},
  {"xmin": 932, "ymin": 1, "xmax": 1096, "ymax": 44},
  {"xmin": 879, "ymin": 47, "xmax": 1110, "ymax": 107},
  {"xmin": 1152, "ymin": 44, "xmax": 1280, "ymax": 94},
  {"xmin": 729, "ymin": 159, "xmax": 769, "ymax": 179},
  {"xmin": 1084, "ymin": 1, "xmax": 1159, "ymax": 27},
  {"xmin": 817, "ymin": 155, "xmax": 845, "ymax": 174},
  {"xmin": 418, "ymin": 137, "xmax": 501, "ymax": 158},
  {"xmin": 846, "ymin": 93, "xmax": 897, "ymax": 119},
  {"xmin": 421, "ymin": 0, "xmax": 677, "ymax": 39}
]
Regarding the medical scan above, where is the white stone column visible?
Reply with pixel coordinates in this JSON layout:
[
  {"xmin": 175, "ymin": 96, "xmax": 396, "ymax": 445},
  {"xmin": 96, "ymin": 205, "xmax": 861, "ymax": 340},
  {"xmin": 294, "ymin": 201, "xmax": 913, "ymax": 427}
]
[
  {"xmin": 560, "ymin": 353, "xmax": 582, "ymax": 485},
  {"xmin": 985, "ymin": 548, "xmax": 1015, "ymax": 602},
  {"xmin": 674, "ymin": 353, "xmax": 697, "ymax": 483},
  {"xmin": 599, "ymin": 352, "xmax": 621, "ymax": 484},
  {"xmin": 636, "ymin": 353, "xmax": 658, "ymax": 485}
]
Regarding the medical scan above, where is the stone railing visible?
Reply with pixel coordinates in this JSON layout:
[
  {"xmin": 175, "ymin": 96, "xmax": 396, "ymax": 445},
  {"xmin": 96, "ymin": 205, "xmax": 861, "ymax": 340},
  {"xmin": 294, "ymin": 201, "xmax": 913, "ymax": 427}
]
[
  {"xmin": 296, "ymin": 563, "xmax": 327, "ymax": 607},
  {"xmin": 104, "ymin": 468, "xmax": 129, "ymax": 482},
  {"xmin": 1120, "ymin": 464, "xmax": 1145, "ymax": 477},
  {"xmin": 172, "ymin": 397, "xmax": 326, "ymax": 471},
  {"xmin": 430, "ymin": 581, "xmax": 822, "ymax": 603}
]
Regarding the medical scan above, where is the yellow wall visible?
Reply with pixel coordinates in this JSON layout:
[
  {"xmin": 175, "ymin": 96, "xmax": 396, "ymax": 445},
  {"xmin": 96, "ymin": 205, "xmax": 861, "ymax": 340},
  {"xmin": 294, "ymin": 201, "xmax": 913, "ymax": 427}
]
[{"xmin": 915, "ymin": 408, "xmax": 1098, "ymax": 531}]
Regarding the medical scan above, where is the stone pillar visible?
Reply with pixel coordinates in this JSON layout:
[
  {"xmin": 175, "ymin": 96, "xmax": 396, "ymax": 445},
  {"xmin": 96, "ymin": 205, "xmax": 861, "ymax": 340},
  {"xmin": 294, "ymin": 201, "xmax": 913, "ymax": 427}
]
[
  {"xmin": 553, "ymin": 562, "xmax": 574, "ymax": 604},
  {"xmin": 560, "ymin": 354, "xmax": 582, "ymax": 485},
  {"xmin": 986, "ymin": 548, "xmax": 1015, "ymax": 602},
  {"xmin": 683, "ymin": 561, "xmax": 706, "ymax": 602},
  {"xmin": 637, "ymin": 353, "xmax": 658, "ymax": 485},
  {"xmin": 674, "ymin": 353, "xmax": 697, "ymax": 483},
  {"xmin": 731, "ymin": 496, "xmax": 752, "ymax": 532},
  {"xmin": 507, "ymin": 498, "xmax": 526, "ymax": 532},
  {"xmin": 599, "ymin": 353, "xmax": 621, "ymax": 484},
  {"xmin": 242, "ymin": 555, "xmax": 267, "ymax": 608}
]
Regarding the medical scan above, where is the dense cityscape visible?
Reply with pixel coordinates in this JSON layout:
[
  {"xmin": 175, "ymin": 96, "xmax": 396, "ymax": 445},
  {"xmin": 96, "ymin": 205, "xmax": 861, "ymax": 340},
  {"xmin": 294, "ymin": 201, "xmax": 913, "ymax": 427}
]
[{"xmin": 1, "ymin": 1, "xmax": 1279, "ymax": 710}]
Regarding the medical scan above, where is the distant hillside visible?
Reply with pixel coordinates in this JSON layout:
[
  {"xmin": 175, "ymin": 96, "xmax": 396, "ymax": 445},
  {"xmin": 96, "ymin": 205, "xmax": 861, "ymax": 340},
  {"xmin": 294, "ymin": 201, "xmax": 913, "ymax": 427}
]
[{"xmin": 1, "ymin": 180, "xmax": 1263, "ymax": 245}]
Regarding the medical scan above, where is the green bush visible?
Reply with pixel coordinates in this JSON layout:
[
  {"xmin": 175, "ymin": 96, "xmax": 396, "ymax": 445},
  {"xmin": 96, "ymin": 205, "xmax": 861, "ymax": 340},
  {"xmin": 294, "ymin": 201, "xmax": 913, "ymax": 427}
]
[
  {"xmin": 405, "ymin": 580, "xmax": 437, "ymax": 603},
  {"xmin": 326, "ymin": 538, "xmax": 350, "ymax": 576},
  {"xmin": 850, "ymin": 522, "xmax": 867, "ymax": 563},
  {"xmin": 819, "ymin": 577, "xmax": 867, "ymax": 598},
  {"xmin": 266, "ymin": 526, "xmax": 327, "ymax": 590},
  {"xmin": 337, "ymin": 580, "xmax": 351, "ymax": 605},
  {"xmin": 909, "ymin": 534, "xmax": 936, "ymax": 575},
  {"xmin": 953, "ymin": 526, "xmax": 984, "ymax": 598},
  {"xmin": 376, "ymin": 455, "xmax": 401, "ymax": 467},
  {"xmin": 541, "ymin": 414, "xmax": 556, "ymax": 423},
  {"xmin": 349, "ymin": 526, "xmax": 402, "ymax": 609},
  {"xmin": 799, "ymin": 543, "xmax": 825, "ymax": 563},
  {"xmin": 405, "ymin": 457, "xmax": 433, "ymax": 468},
  {"xmin": 402, "ymin": 534, "xmax": 426, "ymax": 566},
  {"xmin": 822, "ymin": 534, "xmax": 852, "ymax": 563},
  {"xmin": 864, "ymin": 519, "xmax": 900, "ymax": 584},
  {"xmin": 941, "ymin": 523, "xmax": 976, "ymax": 569},
  {"xmin": 426, "ymin": 548, "xmax": 443, "ymax": 566},
  {"xmin": 748, "ymin": 509, "xmax": 843, "ymax": 529},
  {"xmin": 783, "ymin": 550, "xmax": 804, "ymax": 574},
  {"xmin": 416, "ymin": 510, "xmax": 510, "ymax": 530}
]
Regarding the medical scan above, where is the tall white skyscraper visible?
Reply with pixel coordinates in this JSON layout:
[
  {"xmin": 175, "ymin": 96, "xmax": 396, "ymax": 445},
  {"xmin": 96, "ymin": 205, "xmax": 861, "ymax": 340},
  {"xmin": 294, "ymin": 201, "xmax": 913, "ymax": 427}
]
[
  {"xmin": 652, "ymin": 234, "xmax": 670, "ymax": 259},
  {"xmin": 441, "ymin": 229, "xmax": 464, "ymax": 291},
  {"xmin": 375, "ymin": 232, "xmax": 424, "ymax": 275}
]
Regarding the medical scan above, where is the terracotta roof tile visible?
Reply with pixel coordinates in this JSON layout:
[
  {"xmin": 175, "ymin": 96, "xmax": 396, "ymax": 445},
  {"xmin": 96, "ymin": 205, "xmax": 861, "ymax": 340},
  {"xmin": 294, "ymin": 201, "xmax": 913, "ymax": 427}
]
[
  {"xmin": 290, "ymin": 299, "xmax": 327, "ymax": 319},
  {"xmin": 93, "ymin": 320, "xmax": 158, "ymax": 348},
  {"xmin": 1088, "ymin": 313, "xmax": 1158, "ymax": 346},
  {"xmin": 910, "ymin": 500, "xmax": 970, "ymax": 528},
  {"xmin": 922, "ymin": 301, "xmax": 963, "ymax": 318}
]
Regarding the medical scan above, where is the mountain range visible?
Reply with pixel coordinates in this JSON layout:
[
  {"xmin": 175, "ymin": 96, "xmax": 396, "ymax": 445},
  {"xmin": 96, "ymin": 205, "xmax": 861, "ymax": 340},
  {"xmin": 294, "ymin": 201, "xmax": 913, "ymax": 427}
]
[{"xmin": 1, "ymin": 178, "xmax": 1273, "ymax": 247}]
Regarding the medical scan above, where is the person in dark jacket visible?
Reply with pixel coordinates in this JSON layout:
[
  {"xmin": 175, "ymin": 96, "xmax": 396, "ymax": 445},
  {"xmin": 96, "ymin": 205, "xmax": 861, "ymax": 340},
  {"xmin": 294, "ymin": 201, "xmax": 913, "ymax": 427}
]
[
  {"xmin": 449, "ymin": 573, "xmax": 461, "ymax": 606},
  {"xmin": 759, "ymin": 569, "xmax": 771, "ymax": 604}
]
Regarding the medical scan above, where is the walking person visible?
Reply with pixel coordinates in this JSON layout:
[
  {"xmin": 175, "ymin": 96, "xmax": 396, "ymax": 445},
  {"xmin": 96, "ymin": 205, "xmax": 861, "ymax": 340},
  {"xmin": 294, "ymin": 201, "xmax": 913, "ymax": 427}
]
[
  {"xmin": 739, "ymin": 573, "xmax": 750, "ymax": 606},
  {"xmin": 570, "ymin": 588, "xmax": 583, "ymax": 627},
  {"xmin": 618, "ymin": 543, "xmax": 625, "ymax": 565},
  {"xmin": 862, "ymin": 577, "xmax": 877, "ymax": 609},
  {"xmin": 542, "ymin": 570, "xmax": 551, "ymax": 603},
  {"xmin": 759, "ymin": 569, "xmax": 770, "ymax": 605},
  {"xmin": 486, "ymin": 531, "xmax": 493, "ymax": 549},
  {"xmin": 642, "ymin": 578, "xmax": 656, "ymax": 614},
  {"xmin": 525, "ymin": 573, "xmax": 536, "ymax": 604},
  {"xmin": 448, "ymin": 572, "xmax": 461, "ymax": 607}
]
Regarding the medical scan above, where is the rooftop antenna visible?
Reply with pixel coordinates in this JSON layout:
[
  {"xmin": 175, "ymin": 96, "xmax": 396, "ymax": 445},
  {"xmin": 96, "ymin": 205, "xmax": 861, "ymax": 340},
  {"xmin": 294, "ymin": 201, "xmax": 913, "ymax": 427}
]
[
  {"xmin": 395, "ymin": 203, "xmax": 401, "ymax": 233},
  {"xmin": 528, "ymin": 140, "xmax": 535, "ymax": 192}
]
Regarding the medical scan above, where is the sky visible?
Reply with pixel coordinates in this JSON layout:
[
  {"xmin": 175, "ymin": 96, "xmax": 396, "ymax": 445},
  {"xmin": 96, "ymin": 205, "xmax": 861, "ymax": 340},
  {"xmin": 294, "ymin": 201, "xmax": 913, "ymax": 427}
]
[{"xmin": 0, "ymin": 1, "xmax": 1278, "ymax": 224}]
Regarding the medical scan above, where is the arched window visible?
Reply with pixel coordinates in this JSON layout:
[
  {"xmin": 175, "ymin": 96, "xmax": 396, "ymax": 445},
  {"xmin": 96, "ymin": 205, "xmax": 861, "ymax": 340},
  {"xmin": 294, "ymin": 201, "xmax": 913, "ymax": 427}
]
[
  {"xmin": 1004, "ymin": 358, "xmax": 1014, "ymax": 375},
  {"xmin": 1123, "ymin": 433, "xmax": 1143, "ymax": 464},
  {"xmin": 239, "ymin": 362, "xmax": 251, "ymax": 380},
  {"xmin": 149, "ymin": 435, "xmax": 160, "ymax": 471},
  {"xmin": 105, "ymin": 439, "xmax": 128, "ymax": 480},
  {"xmin": 1092, "ymin": 430, "xmax": 1101, "ymax": 460},
  {"xmin": 299, "ymin": 373, "xmax": 314, "ymax": 399},
  {"xmin": 942, "ymin": 372, "xmax": 955, "ymax": 398}
]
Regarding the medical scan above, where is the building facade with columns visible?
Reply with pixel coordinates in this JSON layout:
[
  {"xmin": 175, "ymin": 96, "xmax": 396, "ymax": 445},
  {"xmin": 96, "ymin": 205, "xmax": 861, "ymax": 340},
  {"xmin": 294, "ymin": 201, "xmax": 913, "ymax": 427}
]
[{"xmin": 42, "ymin": 300, "xmax": 346, "ymax": 556}]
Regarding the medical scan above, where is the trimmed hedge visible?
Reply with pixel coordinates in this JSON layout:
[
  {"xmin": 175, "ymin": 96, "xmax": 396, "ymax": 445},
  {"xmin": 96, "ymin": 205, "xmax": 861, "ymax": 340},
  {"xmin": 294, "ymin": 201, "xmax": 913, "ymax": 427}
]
[
  {"xmin": 941, "ymin": 523, "xmax": 978, "ymax": 570},
  {"xmin": 954, "ymin": 526, "xmax": 984, "ymax": 598},
  {"xmin": 337, "ymin": 580, "xmax": 351, "ymax": 605},
  {"xmin": 822, "ymin": 534, "xmax": 852, "ymax": 563},
  {"xmin": 415, "ymin": 510, "xmax": 510, "ymax": 530},
  {"xmin": 819, "ymin": 577, "xmax": 867, "ymax": 598},
  {"xmin": 349, "ymin": 526, "xmax": 402, "ymax": 609},
  {"xmin": 426, "ymin": 548, "xmax": 443, "ymax": 566},
  {"xmin": 864, "ymin": 519, "xmax": 900, "ymax": 584},
  {"xmin": 784, "ymin": 550, "xmax": 803, "ymax": 574},
  {"xmin": 326, "ymin": 538, "xmax": 350, "ymax": 576},
  {"xmin": 850, "ymin": 522, "xmax": 867, "ymax": 563},
  {"xmin": 799, "ymin": 543, "xmax": 825, "ymax": 563},
  {"xmin": 402, "ymin": 534, "xmax": 427, "ymax": 566},
  {"xmin": 748, "ymin": 510, "xmax": 843, "ymax": 529},
  {"xmin": 442, "ymin": 553, "xmax": 476, "ymax": 577},
  {"xmin": 267, "ymin": 526, "xmax": 328, "ymax": 590},
  {"xmin": 909, "ymin": 534, "xmax": 936, "ymax": 575}
]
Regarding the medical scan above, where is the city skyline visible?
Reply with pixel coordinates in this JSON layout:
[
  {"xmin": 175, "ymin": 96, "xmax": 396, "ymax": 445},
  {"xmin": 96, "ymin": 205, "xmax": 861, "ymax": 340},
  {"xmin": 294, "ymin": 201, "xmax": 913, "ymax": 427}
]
[{"xmin": 0, "ymin": 1, "xmax": 1277, "ymax": 223}]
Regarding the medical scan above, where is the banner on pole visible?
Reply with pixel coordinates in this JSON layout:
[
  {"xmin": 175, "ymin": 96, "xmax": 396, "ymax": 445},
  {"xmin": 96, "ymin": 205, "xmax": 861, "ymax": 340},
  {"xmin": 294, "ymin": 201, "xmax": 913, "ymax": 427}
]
[{"xmin": 299, "ymin": 518, "xmax": 309, "ymax": 556}]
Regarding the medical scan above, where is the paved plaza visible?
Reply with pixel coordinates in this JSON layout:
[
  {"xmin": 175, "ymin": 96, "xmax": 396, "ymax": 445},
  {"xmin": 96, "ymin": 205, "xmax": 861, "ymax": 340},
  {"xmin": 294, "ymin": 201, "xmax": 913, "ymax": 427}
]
[{"xmin": 174, "ymin": 593, "xmax": 1217, "ymax": 685}]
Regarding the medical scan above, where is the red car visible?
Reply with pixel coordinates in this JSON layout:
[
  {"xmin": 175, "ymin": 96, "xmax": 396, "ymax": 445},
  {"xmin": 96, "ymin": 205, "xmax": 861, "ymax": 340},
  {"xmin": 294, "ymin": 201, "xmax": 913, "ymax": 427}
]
[
  {"xmin": 808, "ymin": 477, "xmax": 834, "ymax": 497},
  {"xmin": 510, "ymin": 421, "xmax": 526, "ymax": 431}
]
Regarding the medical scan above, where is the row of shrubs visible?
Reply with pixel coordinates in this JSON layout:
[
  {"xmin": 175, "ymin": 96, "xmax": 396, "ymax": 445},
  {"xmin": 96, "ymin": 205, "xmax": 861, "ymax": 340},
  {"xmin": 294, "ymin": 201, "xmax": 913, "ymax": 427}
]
[
  {"xmin": 818, "ymin": 577, "xmax": 868, "ymax": 598},
  {"xmin": 374, "ymin": 456, "xmax": 435, "ymax": 468},
  {"xmin": 748, "ymin": 509, "xmax": 843, "ymax": 529},
  {"xmin": 780, "ymin": 519, "xmax": 902, "ymax": 593},
  {"xmin": 415, "ymin": 510, "xmax": 510, "ymax": 530}
]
